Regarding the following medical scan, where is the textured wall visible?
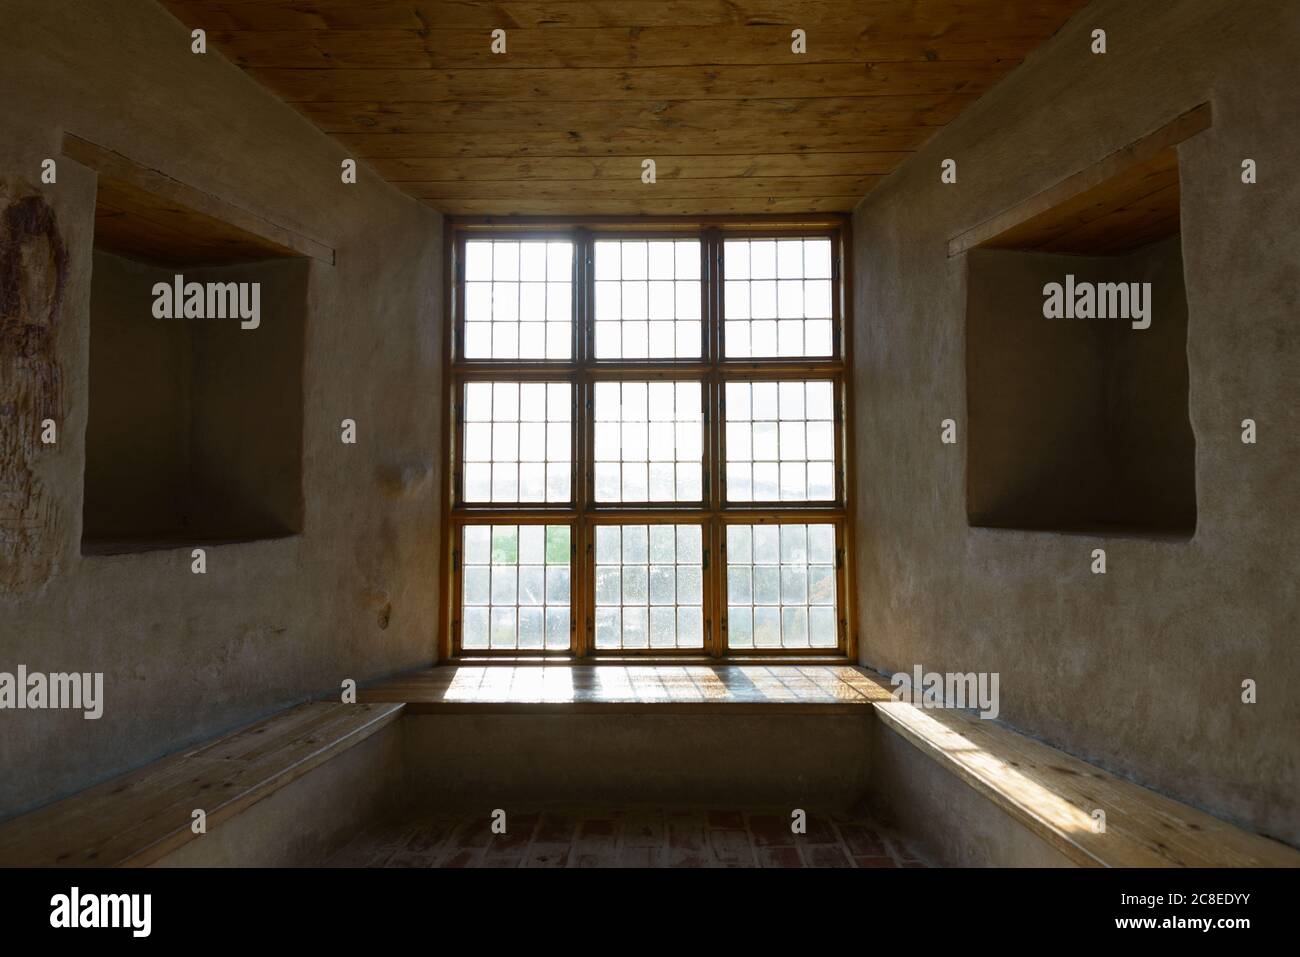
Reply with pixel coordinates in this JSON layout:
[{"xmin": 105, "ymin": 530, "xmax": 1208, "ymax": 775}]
[
  {"xmin": 82, "ymin": 251, "xmax": 194, "ymax": 542},
  {"xmin": 404, "ymin": 714, "xmax": 873, "ymax": 810},
  {"xmin": 0, "ymin": 186, "xmax": 68, "ymax": 595},
  {"xmin": 851, "ymin": 0, "xmax": 1299, "ymax": 845},
  {"xmin": 0, "ymin": 0, "xmax": 444, "ymax": 818}
]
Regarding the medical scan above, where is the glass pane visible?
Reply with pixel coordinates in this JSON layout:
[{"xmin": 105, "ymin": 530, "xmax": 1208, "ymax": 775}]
[
  {"xmin": 462, "ymin": 381, "xmax": 571, "ymax": 504},
  {"xmin": 463, "ymin": 239, "xmax": 572, "ymax": 359},
  {"xmin": 461, "ymin": 525, "xmax": 570, "ymax": 651},
  {"xmin": 726, "ymin": 523, "xmax": 838, "ymax": 651},
  {"xmin": 594, "ymin": 524, "xmax": 704, "ymax": 650},
  {"xmin": 723, "ymin": 238, "xmax": 833, "ymax": 358},
  {"xmin": 593, "ymin": 239, "xmax": 702, "ymax": 359},
  {"xmin": 594, "ymin": 380, "xmax": 703, "ymax": 503},
  {"xmin": 725, "ymin": 380, "xmax": 835, "ymax": 502}
]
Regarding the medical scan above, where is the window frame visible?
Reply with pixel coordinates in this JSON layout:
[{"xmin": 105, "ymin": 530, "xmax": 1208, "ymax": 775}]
[{"xmin": 442, "ymin": 217, "xmax": 856, "ymax": 661}]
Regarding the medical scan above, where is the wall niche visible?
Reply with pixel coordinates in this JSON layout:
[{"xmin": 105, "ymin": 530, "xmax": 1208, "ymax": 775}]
[
  {"xmin": 67, "ymin": 135, "xmax": 332, "ymax": 555},
  {"xmin": 953, "ymin": 106, "xmax": 1209, "ymax": 538}
]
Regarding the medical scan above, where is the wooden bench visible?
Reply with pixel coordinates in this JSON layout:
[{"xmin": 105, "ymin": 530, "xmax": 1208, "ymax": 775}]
[
  {"xmin": 0, "ymin": 701, "xmax": 403, "ymax": 867},
  {"xmin": 3, "ymin": 666, "xmax": 1295, "ymax": 868},
  {"xmin": 846, "ymin": 669, "xmax": 1300, "ymax": 867}
]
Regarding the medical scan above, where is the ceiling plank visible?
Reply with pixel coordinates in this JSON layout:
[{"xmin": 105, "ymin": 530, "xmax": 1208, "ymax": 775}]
[
  {"xmin": 367, "ymin": 152, "xmax": 910, "ymax": 182},
  {"xmin": 430, "ymin": 196, "xmax": 871, "ymax": 216},
  {"xmin": 168, "ymin": 0, "xmax": 1091, "ymax": 32},
  {"xmin": 208, "ymin": 27, "xmax": 1047, "ymax": 69},
  {"xmin": 332, "ymin": 128, "xmax": 935, "ymax": 158},
  {"xmin": 299, "ymin": 94, "xmax": 980, "ymax": 134},
  {"xmin": 404, "ymin": 174, "xmax": 884, "ymax": 200},
  {"xmin": 248, "ymin": 60, "xmax": 1016, "ymax": 103}
]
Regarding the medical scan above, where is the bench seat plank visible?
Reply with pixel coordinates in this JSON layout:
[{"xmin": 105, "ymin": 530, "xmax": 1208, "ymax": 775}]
[
  {"xmin": 0, "ymin": 702, "xmax": 403, "ymax": 867},
  {"xmin": 855, "ymin": 670, "xmax": 1300, "ymax": 867}
]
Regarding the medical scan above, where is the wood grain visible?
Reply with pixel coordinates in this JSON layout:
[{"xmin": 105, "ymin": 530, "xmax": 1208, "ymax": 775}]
[
  {"xmin": 300, "ymin": 95, "xmax": 977, "ymax": 135},
  {"xmin": 165, "ymin": 0, "xmax": 1093, "ymax": 32},
  {"xmin": 369, "ymin": 152, "xmax": 907, "ymax": 183},
  {"xmin": 92, "ymin": 178, "xmax": 298, "ymax": 266},
  {"xmin": 206, "ymin": 27, "xmax": 1051, "ymax": 69},
  {"xmin": 333, "ymin": 128, "xmax": 936, "ymax": 159},
  {"xmin": 0, "ymin": 702, "xmax": 403, "ymax": 867},
  {"xmin": 359, "ymin": 664, "xmax": 880, "ymax": 713},
  {"xmin": 158, "ymin": 0, "xmax": 1091, "ymax": 214},
  {"xmin": 853, "ymin": 670, "xmax": 1300, "ymax": 868},
  {"xmin": 4, "ymin": 659, "xmax": 1292, "ymax": 868},
  {"xmin": 404, "ymin": 175, "xmax": 883, "ymax": 200},
  {"xmin": 429, "ymin": 196, "xmax": 867, "ymax": 215},
  {"xmin": 248, "ymin": 61, "xmax": 1016, "ymax": 103},
  {"xmin": 362, "ymin": 663, "xmax": 1300, "ymax": 867},
  {"xmin": 948, "ymin": 103, "xmax": 1211, "ymax": 257},
  {"xmin": 64, "ymin": 134, "xmax": 334, "ymax": 265}
]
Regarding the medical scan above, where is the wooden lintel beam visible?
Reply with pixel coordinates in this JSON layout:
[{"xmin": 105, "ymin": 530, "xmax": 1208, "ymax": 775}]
[
  {"xmin": 63, "ymin": 132, "xmax": 336, "ymax": 266},
  {"xmin": 947, "ymin": 102, "xmax": 1212, "ymax": 258}
]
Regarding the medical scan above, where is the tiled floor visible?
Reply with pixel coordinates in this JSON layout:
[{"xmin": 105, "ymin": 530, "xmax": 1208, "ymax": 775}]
[{"xmin": 327, "ymin": 806, "xmax": 927, "ymax": 868}]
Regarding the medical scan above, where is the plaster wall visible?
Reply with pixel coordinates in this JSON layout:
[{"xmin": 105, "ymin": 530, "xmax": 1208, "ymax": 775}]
[
  {"xmin": 83, "ymin": 251, "xmax": 194, "ymax": 541},
  {"xmin": 403, "ymin": 713, "xmax": 874, "ymax": 810},
  {"xmin": 851, "ymin": 0, "xmax": 1300, "ymax": 844},
  {"xmin": 0, "ymin": 0, "xmax": 444, "ymax": 819}
]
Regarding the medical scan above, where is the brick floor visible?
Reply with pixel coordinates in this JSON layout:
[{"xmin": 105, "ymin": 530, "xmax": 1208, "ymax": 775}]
[{"xmin": 327, "ymin": 806, "xmax": 928, "ymax": 868}]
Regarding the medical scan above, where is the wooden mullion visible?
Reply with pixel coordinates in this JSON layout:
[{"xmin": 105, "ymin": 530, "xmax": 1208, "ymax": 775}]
[
  {"xmin": 834, "ymin": 374, "xmax": 847, "ymax": 506},
  {"xmin": 570, "ymin": 516, "xmax": 586, "ymax": 658},
  {"xmin": 573, "ymin": 227, "xmax": 590, "ymax": 657},
  {"xmin": 718, "ymin": 507, "xmax": 849, "ymax": 520},
  {"xmin": 709, "ymin": 515, "xmax": 724, "ymax": 658},
  {"xmin": 575, "ymin": 226, "xmax": 591, "ymax": 367},
  {"xmin": 451, "ymin": 360, "xmax": 581, "ymax": 377},
  {"xmin": 585, "ymin": 363, "xmax": 712, "ymax": 380},
  {"xmin": 703, "ymin": 647, "xmax": 846, "ymax": 658},
  {"xmin": 451, "ymin": 508, "xmax": 581, "ymax": 522},
  {"xmin": 450, "ymin": 534, "xmax": 463, "ymax": 657},
  {"xmin": 838, "ymin": 222, "xmax": 858, "ymax": 660},
  {"xmin": 586, "ymin": 229, "xmax": 597, "ymax": 659},
  {"xmin": 705, "ymin": 227, "xmax": 721, "ymax": 367},
  {"xmin": 831, "ymin": 224, "xmax": 843, "ymax": 359},
  {"xmin": 438, "ymin": 220, "xmax": 456, "ymax": 662},
  {"xmin": 714, "ymin": 360, "xmax": 845, "ymax": 378}
]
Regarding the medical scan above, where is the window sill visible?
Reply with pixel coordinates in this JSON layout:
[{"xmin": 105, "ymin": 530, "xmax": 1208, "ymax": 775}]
[
  {"xmin": 363, "ymin": 661, "xmax": 875, "ymax": 713},
  {"xmin": 447, "ymin": 654, "xmax": 853, "ymax": 666}
]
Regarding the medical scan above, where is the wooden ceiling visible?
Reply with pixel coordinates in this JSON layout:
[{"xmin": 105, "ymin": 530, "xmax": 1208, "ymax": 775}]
[{"xmin": 160, "ymin": 0, "xmax": 1090, "ymax": 217}]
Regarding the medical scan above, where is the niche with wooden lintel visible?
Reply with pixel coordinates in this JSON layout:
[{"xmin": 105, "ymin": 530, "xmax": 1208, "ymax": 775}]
[
  {"xmin": 67, "ymin": 134, "xmax": 335, "ymax": 555},
  {"xmin": 951, "ymin": 104, "xmax": 1209, "ymax": 538}
]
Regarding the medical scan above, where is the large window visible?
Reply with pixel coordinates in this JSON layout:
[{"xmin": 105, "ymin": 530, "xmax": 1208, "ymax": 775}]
[{"xmin": 447, "ymin": 223, "xmax": 851, "ymax": 658}]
